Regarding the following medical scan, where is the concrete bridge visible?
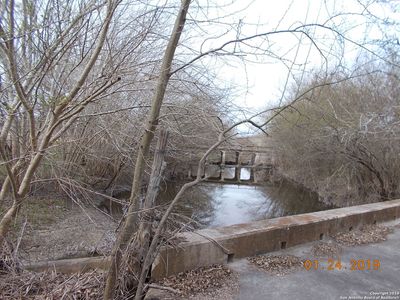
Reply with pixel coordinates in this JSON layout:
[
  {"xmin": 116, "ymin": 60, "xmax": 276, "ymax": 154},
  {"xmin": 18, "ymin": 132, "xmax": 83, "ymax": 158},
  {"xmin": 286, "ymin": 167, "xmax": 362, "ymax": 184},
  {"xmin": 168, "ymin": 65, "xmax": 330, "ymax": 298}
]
[{"xmin": 186, "ymin": 146, "xmax": 274, "ymax": 184}]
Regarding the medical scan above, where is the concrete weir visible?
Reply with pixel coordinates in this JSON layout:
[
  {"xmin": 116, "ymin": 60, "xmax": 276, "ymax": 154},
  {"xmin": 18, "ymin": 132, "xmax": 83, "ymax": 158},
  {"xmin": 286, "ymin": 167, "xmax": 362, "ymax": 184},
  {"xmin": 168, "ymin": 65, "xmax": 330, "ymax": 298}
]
[
  {"xmin": 151, "ymin": 199, "xmax": 400, "ymax": 280},
  {"xmin": 24, "ymin": 199, "xmax": 400, "ymax": 278}
]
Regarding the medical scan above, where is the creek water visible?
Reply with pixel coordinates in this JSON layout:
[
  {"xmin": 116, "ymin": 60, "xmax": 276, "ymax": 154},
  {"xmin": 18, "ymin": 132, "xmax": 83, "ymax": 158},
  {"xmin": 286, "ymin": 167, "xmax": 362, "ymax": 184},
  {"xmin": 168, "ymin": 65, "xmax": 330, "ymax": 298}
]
[{"xmin": 157, "ymin": 169, "xmax": 332, "ymax": 228}]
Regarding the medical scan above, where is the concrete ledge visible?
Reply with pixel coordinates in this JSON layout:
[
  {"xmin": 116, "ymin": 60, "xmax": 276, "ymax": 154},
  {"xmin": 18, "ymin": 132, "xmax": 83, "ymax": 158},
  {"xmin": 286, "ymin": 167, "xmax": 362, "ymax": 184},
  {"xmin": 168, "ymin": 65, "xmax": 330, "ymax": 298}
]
[
  {"xmin": 22, "ymin": 199, "xmax": 400, "ymax": 278},
  {"xmin": 24, "ymin": 256, "xmax": 110, "ymax": 274},
  {"xmin": 151, "ymin": 199, "xmax": 400, "ymax": 279}
]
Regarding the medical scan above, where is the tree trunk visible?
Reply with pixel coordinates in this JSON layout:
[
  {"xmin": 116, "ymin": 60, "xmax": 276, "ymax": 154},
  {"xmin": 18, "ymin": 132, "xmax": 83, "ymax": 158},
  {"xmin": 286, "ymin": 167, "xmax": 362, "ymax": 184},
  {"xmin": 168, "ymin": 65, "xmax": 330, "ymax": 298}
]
[
  {"xmin": 103, "ymin": 1, "xmax": 191, "ymax": 299},
  {"xmin": 136, "ymin": 130, "xmax": 168, "ymax": 293},
  {"xmin": 0, "ymin": 201, "xmax": 20, "ymax": 246}
]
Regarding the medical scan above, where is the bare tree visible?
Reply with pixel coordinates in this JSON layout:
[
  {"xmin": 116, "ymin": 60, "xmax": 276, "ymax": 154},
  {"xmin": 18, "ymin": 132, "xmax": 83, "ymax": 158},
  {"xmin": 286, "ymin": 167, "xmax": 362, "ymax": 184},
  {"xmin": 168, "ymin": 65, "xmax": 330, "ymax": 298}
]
[
  {"xmin": 270, "ymin": 58, "xmax": 400, "ymax": 206},
  {"xmin": 103, "ymin": 0, "xmax": 400, "ymax": 297},
  {"xmin": 1, "ymin": 0, "xmax": 397, "ymax": 299},
  {"xmin": 103, "ymin": 1, "xmax": 191, "ymax": 298},
  {"xmin": 0, "ymin": 0, "xmax": 120, "ymax": 245}
]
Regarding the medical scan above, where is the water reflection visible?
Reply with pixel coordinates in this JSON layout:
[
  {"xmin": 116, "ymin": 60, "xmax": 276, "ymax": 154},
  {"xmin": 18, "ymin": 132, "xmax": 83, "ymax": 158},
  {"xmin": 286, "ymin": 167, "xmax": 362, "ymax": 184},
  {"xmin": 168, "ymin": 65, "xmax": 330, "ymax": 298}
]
[
  {"xmin": 157, "ymin": 177, "xmax": 332, "ymax": 228},
  {"xmin": 223, "ymin": 167, "xmax": 236, "ymax": 179},
  {"xmin": 240, "ymin": 168, "xmax": 251, "ymax": 180},
  {"xmin": 157, "ymin": 182, "xmax": 216, "ymax": 224}
]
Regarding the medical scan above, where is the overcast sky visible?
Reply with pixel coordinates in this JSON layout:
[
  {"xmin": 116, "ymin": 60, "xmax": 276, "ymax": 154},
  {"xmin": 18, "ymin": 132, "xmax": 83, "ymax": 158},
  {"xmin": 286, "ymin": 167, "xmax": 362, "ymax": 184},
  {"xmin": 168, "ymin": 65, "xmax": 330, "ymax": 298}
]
[{"xmin": 187, "ymin": 0, "xmax": 399, "ymax": 128}]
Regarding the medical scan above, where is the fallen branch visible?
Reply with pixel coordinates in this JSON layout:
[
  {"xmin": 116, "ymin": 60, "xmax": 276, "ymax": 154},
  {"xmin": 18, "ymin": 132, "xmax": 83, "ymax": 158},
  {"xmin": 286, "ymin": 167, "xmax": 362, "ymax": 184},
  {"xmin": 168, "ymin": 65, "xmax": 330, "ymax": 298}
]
[{"xmin": 147, "ymin": 283, "xmax": 182, "ymax": 294}]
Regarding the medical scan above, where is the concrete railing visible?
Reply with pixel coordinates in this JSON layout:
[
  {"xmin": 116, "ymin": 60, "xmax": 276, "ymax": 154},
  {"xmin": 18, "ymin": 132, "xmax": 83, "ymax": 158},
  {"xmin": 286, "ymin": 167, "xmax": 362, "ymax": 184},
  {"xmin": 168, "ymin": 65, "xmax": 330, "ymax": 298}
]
[
  {"xmin": 151, "ymin": 199, "xmax": 400, "ymax": 279},
  {"xmin": 24, "ymin": 199, "xmax": 400, "ymax": 279},
  {"xmin": 24, "ymin": 256, "xmax": 110, "ymax": 274}
]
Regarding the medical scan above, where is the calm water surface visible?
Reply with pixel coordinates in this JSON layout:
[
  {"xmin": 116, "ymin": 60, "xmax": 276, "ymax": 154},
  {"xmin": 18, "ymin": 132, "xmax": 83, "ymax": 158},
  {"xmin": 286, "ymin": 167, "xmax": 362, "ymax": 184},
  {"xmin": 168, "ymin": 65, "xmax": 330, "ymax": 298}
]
[{"xmin": 158, "ymin": 171, "xmax": 331, "ymax": 228}]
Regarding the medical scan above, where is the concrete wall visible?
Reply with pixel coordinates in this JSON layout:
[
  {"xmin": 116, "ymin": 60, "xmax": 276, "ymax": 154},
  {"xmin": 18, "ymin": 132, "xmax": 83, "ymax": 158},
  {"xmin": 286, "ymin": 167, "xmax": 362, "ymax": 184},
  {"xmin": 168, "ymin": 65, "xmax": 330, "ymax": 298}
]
[
  {"xmin": 151, "ymin": 199, "xmax": 400, "ymax": 279},
  {"xmin": 25, "ymin": 256, "xmax": 110, "ymax": 274},
  {"xmin": 24, "ymin": 199, "xmax": 400, "ymax": 278}
]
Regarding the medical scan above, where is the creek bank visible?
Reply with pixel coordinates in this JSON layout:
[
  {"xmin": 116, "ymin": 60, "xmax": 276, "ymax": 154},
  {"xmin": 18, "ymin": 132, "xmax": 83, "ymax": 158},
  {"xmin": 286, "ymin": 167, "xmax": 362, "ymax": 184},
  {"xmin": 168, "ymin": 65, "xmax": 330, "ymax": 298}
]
[
  {"xmin": 267, "ymin": 169, "xmax": 337, "ymax": 208},
  {"xmin": 270, "ymin": 169, "xmax": 366, "ymax": 208},
  {"xmin": 6, "ymin": 168, "xmax": 332, "ymax": 262}
]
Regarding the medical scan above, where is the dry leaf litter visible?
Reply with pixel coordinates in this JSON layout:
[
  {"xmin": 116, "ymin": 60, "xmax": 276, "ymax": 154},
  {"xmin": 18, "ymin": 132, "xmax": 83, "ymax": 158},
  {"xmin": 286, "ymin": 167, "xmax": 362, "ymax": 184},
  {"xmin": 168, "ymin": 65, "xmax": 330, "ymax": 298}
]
[
  {"xmin": 159, "ymin": 264, "xmax": 238, "ymax": 299},
  {"xmin": 247, "ymin": 254, "xmax": 303, "ymax": 276},
  {"xmin": 333, "ymin": 224, "xmax": 393, "ymax": 246}
]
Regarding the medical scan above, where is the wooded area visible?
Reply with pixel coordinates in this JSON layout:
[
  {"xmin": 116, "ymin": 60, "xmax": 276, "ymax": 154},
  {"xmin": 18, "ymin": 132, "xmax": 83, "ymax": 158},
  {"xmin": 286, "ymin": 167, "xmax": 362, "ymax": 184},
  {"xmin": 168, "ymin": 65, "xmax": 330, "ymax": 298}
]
[
  {"xmin": 271, "ymin": 58, "xmax": 400, "ymax": 207},
  {"xmin": 0, "ymin": 0, "xmax": 399, "ymax": 298}
]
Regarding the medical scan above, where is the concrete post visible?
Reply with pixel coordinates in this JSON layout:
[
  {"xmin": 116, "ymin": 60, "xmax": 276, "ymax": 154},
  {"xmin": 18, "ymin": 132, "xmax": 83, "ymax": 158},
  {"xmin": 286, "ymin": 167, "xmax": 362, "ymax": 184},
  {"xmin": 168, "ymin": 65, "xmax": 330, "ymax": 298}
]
[
  {"xmin": 234, "ymin": 151, "xmax": 241, "ymax": 182},
  {"xmin": 216, "ymin": 151, "xmax": 223, "ymax": 180},
  {"xmin": 250, "ymin": 153, "xmax": 256, "ymax": 165},
  {"xmin": 250, "ymin": 170, "xmax": 256, "ymax": 183},
  {"xmin": 250, "ymin": 153, "xmax": 256, "ymax": 183},
  {"xmin": 235, "ymin": 167, "xmax": 241, "ymax": 182},
  {"xmin": 220, "ymin": 151, "xmax": 226, "ymax": 181},
  {"xmin": 199, "ymin": 164, "xmax": 205, "ymax": 178}
]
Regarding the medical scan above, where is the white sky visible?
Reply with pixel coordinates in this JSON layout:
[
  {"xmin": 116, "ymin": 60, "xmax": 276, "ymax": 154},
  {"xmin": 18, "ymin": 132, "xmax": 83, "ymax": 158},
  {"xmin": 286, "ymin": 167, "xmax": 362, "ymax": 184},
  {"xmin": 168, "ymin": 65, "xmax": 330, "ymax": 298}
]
[{"xmin": 186, "ymin": 0, "xmax": 400, "ymax": 131}]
